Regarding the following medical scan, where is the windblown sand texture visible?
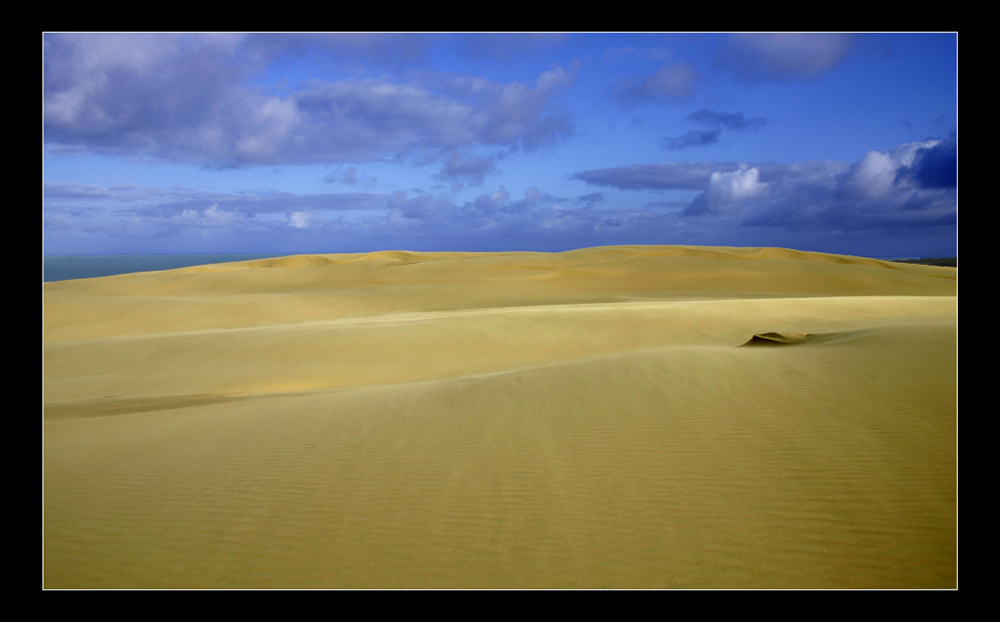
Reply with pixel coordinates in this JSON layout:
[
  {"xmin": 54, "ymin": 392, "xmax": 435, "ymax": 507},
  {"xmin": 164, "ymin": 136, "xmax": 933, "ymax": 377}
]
[{"xmin": 43, "ymin": 245, "xmax": 957, "ymax": 589}]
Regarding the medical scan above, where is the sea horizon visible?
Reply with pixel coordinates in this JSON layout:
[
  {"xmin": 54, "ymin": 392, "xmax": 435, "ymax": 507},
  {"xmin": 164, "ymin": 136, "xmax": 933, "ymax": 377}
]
[{"xmin": 42, "ymin": 253, "xmax": 287, "ymax": 282}]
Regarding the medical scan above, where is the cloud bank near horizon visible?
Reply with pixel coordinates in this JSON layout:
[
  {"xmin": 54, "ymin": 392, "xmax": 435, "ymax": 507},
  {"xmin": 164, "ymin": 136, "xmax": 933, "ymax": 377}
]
[
  {"xmin": 575, "ymin": 136, "xmax": 956, "ymax": 231},
  {"xmin": 46, "ymin": 134, "xmax": 955, "ymax": 255}
]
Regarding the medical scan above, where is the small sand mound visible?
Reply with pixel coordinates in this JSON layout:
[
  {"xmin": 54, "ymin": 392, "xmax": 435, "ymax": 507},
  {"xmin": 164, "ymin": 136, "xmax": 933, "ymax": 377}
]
[{"xmin": 741, "ymin": 331, "xmax": 815, "ymax": 347}]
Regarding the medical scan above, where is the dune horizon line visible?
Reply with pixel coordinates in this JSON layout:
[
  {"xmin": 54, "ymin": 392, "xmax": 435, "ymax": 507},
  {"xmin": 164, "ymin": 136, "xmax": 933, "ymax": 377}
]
[{"xmin": 43, "ymin": 243, "xmax": 957, "ymax": 284}]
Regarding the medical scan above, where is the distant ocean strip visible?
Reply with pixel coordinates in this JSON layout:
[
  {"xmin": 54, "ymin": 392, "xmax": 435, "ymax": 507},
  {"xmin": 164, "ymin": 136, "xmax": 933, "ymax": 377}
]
[{"xmin": 43, "ymin": 254, "xmax": 286, "ymax": 282}]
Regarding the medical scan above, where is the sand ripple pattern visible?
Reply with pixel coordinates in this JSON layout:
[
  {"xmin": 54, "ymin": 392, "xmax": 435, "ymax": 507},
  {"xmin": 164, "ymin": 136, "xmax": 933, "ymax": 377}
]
[{"xmin": 44, "ymin": 245, "xmax": 957, "ymax": 588}]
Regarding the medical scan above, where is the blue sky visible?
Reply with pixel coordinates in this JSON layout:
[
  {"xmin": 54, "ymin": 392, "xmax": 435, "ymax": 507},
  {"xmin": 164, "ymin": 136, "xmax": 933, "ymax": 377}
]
[{"xmin": 43, "ymin": 32, "xmax": 958, "ymax": 257}]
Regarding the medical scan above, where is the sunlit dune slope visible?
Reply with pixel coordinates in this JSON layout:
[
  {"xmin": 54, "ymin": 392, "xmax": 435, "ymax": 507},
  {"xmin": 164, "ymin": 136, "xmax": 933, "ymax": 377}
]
[
  {"xmin": 43, "ymin": 245, "xmax": 957, "ymax": 588},
  {"xmin": 44, "ymin": 245, "xmax": 954, "ymax": 341}
]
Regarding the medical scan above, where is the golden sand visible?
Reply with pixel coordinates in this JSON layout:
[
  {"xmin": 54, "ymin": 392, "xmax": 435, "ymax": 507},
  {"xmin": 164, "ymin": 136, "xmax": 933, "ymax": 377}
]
[{"xmin": 43, "ymin": 245, "xmax": 957, "ymax": 588}]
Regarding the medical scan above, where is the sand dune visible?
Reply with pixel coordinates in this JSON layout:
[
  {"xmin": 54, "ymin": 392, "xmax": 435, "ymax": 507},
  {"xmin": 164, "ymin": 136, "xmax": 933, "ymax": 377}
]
[{"xmin": 43, "ymin": 245, "xmax": 957, "ymax": 589}]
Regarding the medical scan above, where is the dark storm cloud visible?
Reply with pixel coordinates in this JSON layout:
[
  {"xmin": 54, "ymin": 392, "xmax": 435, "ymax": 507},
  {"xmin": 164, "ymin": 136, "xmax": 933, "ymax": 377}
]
[
  {"xmin": 895, "ymin": 134, "xmax": 957, "ymax": 189},
  {"xmin": 43, "ymin": 33, "xmax": 578, "ymax": 168}
]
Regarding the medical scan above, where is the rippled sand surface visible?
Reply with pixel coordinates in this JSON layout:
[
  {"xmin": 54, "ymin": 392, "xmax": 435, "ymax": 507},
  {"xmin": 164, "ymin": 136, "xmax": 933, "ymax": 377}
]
[{"xmin": 44, "ymin": 246, "xmax": 957, "ymax": 588}]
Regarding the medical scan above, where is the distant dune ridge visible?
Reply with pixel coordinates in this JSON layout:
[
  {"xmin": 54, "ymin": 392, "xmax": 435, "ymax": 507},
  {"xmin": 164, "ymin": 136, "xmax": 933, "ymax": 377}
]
[{"xmin": 43, "ymin": 245, "xmax": 957, "ymax": 589}]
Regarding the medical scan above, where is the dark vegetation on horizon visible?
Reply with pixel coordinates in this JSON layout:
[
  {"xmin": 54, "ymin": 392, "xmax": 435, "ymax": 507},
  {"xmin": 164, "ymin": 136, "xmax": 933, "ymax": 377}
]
[{"xmin": 892, "ymin": 257, "xmax": 957, "ymax": 267}]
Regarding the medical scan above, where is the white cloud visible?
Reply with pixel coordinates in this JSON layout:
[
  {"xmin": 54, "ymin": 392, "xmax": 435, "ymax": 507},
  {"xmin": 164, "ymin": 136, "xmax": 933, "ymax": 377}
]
[
  {"xmin": 842, "ymin": 150, "xmax": 898, "ymax": 200},
  {"xmin": 44, "ymin": 33, "xmax": 577, "ymax": 167},
  {"xmin": 233, "ymin": 96, "xmax": 302, "ymax": 162},
  {"xmin": 686, "ymin": 164, "xmax": 767, "ymax": 214},
  {"xmin": 840, "ymin": 140, "xmax": 941, "ymax": 200},
  {"xmin": 288, "ymin": 211, "xmax": 312, "ymax": 229},
  {"xmin": 176, "ymin": 202, "xmax": 237, "ymax": 227}
]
